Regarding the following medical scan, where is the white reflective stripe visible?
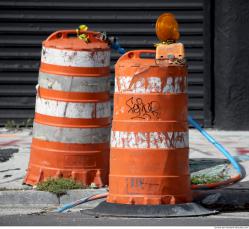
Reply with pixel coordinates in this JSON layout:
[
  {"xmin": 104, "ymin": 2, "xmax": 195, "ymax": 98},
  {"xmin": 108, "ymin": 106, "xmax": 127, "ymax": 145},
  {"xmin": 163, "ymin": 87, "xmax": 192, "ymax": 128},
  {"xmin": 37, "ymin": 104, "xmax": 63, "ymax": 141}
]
[
  {"xmin": 35, "ymin": 97, "xmax": 111, "ymax": 118},
  {"xmin": 41, "ymin": 47, "xmax": 110, "ymax": 67},
  {"xmin": 96, "ymin": 102, "xmax": 111, "ymax": 118},
  {"xmin": 39, "ymin": 72, "xmax": 110, "ymax": 92},
  {"xmin": 111, "ymin": 131, "xmax": 188, "ymax": 149},
  {"xmin": 115, "ymin": 76, "xmax": 187, "ymax": 94},
  {"xmin": 33, "ymin": 122, "xmax": 110, "ymax": 144}
]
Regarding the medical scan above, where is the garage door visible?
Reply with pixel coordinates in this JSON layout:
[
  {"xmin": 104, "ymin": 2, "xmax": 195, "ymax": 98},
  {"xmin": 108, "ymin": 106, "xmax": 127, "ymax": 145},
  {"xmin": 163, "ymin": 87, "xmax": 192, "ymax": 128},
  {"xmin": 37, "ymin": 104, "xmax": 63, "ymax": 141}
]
[{"xmin": 0, "ymin": 0, "xmax": 211, "ymax": 126}]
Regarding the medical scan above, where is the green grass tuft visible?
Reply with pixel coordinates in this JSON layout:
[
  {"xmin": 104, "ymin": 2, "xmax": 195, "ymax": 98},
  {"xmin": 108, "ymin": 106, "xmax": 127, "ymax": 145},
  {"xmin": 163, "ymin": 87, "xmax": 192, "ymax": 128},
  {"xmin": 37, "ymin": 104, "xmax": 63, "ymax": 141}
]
[
  {"xmin": 191, "ymin": 174, "xmax": 229, "ymax": 185},
  {"xmin": 36, "ymin": 178, "xmax": 84, "ymax": 195}
]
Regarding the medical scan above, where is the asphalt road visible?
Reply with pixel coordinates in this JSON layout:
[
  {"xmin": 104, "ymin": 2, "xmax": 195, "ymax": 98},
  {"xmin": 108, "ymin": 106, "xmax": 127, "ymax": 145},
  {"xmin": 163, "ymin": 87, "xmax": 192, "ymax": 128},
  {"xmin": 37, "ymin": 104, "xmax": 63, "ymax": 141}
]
[{"xmin": 1, "ymin": 212, "xmax": 249, "ymax": 226}]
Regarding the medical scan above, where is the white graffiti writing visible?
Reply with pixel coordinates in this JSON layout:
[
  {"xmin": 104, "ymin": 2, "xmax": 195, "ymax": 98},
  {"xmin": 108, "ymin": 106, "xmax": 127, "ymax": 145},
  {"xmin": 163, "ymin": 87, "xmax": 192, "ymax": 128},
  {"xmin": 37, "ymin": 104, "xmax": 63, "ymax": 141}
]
[
  {"xmin": 111, "ymin": 131, "xmax": 188, "ymax": 149},
  {"xmin": 115, "ymin": 76, "xmax": 187, "ymax": 94}
]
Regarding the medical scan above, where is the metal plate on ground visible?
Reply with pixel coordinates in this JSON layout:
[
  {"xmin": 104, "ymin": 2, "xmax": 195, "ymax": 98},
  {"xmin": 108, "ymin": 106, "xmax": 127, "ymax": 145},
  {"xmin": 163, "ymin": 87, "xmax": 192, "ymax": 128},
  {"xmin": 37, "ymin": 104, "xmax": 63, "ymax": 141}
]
[{"xmin": 82, "ymin": 201, "xmax": 218, "ymax": 218}]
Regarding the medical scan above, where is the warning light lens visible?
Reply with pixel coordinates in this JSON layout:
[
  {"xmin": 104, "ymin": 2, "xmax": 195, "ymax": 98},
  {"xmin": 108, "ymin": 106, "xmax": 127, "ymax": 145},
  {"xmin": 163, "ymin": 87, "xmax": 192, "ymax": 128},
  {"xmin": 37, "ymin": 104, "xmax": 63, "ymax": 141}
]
[{"xmin": 156, "ymin": 13, "xmax": 180, "ymax": 42}]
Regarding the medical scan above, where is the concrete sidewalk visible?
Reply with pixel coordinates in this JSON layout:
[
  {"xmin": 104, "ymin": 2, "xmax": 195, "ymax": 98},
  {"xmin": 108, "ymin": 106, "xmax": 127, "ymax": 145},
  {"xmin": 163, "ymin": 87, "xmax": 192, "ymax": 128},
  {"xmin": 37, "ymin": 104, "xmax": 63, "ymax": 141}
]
[{"xmin": 0, "ymin": 127, "xmax": 249, "ymax": 215}]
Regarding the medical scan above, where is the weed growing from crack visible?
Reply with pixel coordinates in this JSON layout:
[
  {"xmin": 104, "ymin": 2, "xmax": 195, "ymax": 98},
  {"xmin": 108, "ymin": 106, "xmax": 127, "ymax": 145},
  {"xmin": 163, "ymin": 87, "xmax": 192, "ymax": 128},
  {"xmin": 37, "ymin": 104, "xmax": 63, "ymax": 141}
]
[
  {"xmin": 36, "ymin": 178, "xmax": 85, "ymax": 196},
  {"xmin": 191, "ymin": 174, "xmax": 229, "ymax": 185}
]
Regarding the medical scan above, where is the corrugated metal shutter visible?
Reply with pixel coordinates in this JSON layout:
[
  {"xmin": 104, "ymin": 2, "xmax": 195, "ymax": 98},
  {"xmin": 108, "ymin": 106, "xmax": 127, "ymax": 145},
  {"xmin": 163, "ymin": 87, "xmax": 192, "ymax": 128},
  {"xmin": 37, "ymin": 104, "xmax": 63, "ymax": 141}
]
[{"xmin": 0, "ymin": 0, "xmax": 209, "ymax": 126}]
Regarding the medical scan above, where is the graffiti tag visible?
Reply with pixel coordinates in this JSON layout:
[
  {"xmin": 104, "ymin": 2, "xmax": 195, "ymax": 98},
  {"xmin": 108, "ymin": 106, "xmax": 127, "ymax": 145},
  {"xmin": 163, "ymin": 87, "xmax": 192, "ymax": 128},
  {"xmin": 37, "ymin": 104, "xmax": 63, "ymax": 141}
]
[{"xmin": 126, "ymin": 97, "xmax": 160, "ymax": 120}]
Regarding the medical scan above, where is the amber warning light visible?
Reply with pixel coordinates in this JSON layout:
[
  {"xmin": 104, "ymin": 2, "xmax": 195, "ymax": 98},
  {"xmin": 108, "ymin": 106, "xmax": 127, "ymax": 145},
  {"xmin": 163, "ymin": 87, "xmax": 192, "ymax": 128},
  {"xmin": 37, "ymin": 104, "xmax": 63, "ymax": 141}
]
[{"xmin": 155, "ymin": 13, "xmax": 180, "ymax": 42}]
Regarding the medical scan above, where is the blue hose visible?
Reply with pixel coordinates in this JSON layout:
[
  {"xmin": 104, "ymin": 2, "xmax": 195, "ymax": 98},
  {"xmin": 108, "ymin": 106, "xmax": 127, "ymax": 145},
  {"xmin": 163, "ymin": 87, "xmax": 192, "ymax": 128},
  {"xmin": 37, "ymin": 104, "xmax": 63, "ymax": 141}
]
[
  {"xmin": 188, "ymin": 115, "xmax": 242, "ymax": 175},
  {"xmin": 55, "ymin": 196, "xmax": 90, "ymax": 213},
  {"xmin": 111, "ymin": 40, "xmax": 125, "ymax": 54},
  {"xmin": 54, "ymin": 193, "xmax": 108, "ymax": 213}
]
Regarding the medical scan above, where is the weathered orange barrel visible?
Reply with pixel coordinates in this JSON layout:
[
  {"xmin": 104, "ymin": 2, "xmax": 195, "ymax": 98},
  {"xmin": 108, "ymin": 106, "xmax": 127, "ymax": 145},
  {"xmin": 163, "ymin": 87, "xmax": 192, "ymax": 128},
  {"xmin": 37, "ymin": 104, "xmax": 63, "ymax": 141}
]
[
  {"xmin": 24, "ymin": 30, "xmax": 111, "ymax": 186},
  {"xmin": 107, "ymin": 50, "xmax": 192, "ymax": 205}
]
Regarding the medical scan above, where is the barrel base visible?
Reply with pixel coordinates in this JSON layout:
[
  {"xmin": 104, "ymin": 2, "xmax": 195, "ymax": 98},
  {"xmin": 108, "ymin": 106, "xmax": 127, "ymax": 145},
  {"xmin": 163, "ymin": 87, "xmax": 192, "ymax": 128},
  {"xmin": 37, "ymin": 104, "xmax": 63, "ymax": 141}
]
[
  {"xmin": 107, "ymin": 192, "xmax": 192, "ymax": 205},
  {"xmin": 82, "ymin": 201, "xmax": 217, "ymax": 218},
  {"xmin": 24, "ymin": 165, "xmax": 108, "ymax": 187}
]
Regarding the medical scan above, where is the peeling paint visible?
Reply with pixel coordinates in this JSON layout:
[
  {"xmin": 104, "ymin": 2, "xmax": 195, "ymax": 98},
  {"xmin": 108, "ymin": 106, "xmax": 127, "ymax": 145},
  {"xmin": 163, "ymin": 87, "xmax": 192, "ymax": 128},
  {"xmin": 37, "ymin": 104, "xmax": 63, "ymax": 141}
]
[
  {"xmin": 111, "ymin": 131, "xmax": 188, "ymax": 149},
  {"xmin": 41, "ymin": 47, "xmax": 110, "ymax": 67},
  {"xmin": 35, "ymin": 97, "xmax": 111, "ymax": 119},
  {"xmin": 115, "ymin": 76, "xmax": 187, "ymax": 94},
  {"xmin": 33, "ymin": 122, "xmax": 110, "ymax": 144},
  {"xmin": 39, "ymin": 72, "xmax": 110, "ymax": 93}
]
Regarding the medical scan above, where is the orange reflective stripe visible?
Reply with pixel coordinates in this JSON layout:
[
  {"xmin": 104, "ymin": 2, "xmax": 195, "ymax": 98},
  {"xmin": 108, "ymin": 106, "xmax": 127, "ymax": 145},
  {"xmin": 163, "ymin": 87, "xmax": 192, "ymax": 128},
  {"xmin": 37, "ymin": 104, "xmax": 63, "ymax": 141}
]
[
  {"xmin": 35, "ymin": 113, "xmax": 111, "ymax": 128},
  {"xmin": 40, "ymin": 63, "xmax": 110, "ymax": 77},
  {"xmin": 116, "ymin": 64, "xmax": 187, "ymax": 78},
  {"xmin": 113, "ymin": 93, "xmax": 187, "ymax": 121},
  {"xmin": 38, "ymin": 87, "xmax": 110, "ymax": 102},
  {"xmin": 112, "ymin": 120, "xmax": 188, "ymax": 132},
  {"xmin": 31, "ymin": 138, "xmax": 110, "ymax": 151},
  {"xmin": 110, "ymin": 148, "xmax": 189, "ymax": 174}
]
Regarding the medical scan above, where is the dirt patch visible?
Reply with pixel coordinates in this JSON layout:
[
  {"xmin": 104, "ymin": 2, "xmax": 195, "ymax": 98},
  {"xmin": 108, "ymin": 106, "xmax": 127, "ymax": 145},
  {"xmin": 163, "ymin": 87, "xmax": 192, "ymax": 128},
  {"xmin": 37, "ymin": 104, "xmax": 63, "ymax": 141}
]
[{"xmin": 0, "ymin": 148, "xmax": 19, "ymax": 162}]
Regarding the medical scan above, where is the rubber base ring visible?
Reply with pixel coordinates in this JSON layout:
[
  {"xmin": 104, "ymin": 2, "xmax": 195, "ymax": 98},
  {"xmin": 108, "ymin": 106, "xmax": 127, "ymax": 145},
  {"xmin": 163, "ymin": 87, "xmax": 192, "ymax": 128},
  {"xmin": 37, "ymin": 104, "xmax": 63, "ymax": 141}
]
[{"xmin": 82, "ymin": 201, "xmax": 218, "ymax": 218}]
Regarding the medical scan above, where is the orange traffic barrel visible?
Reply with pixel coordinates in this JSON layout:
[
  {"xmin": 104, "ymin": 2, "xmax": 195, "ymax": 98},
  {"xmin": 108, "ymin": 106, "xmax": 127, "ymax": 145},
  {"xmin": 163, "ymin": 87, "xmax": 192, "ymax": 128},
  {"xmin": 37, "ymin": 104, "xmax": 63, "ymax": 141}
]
[
  {"xmin": 107, "ymin": 50, "xmax": 192, "ymax": 205},
  {"xmin": 24, "ymin": 30, "xmax": 111, "ymax": 187}
]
